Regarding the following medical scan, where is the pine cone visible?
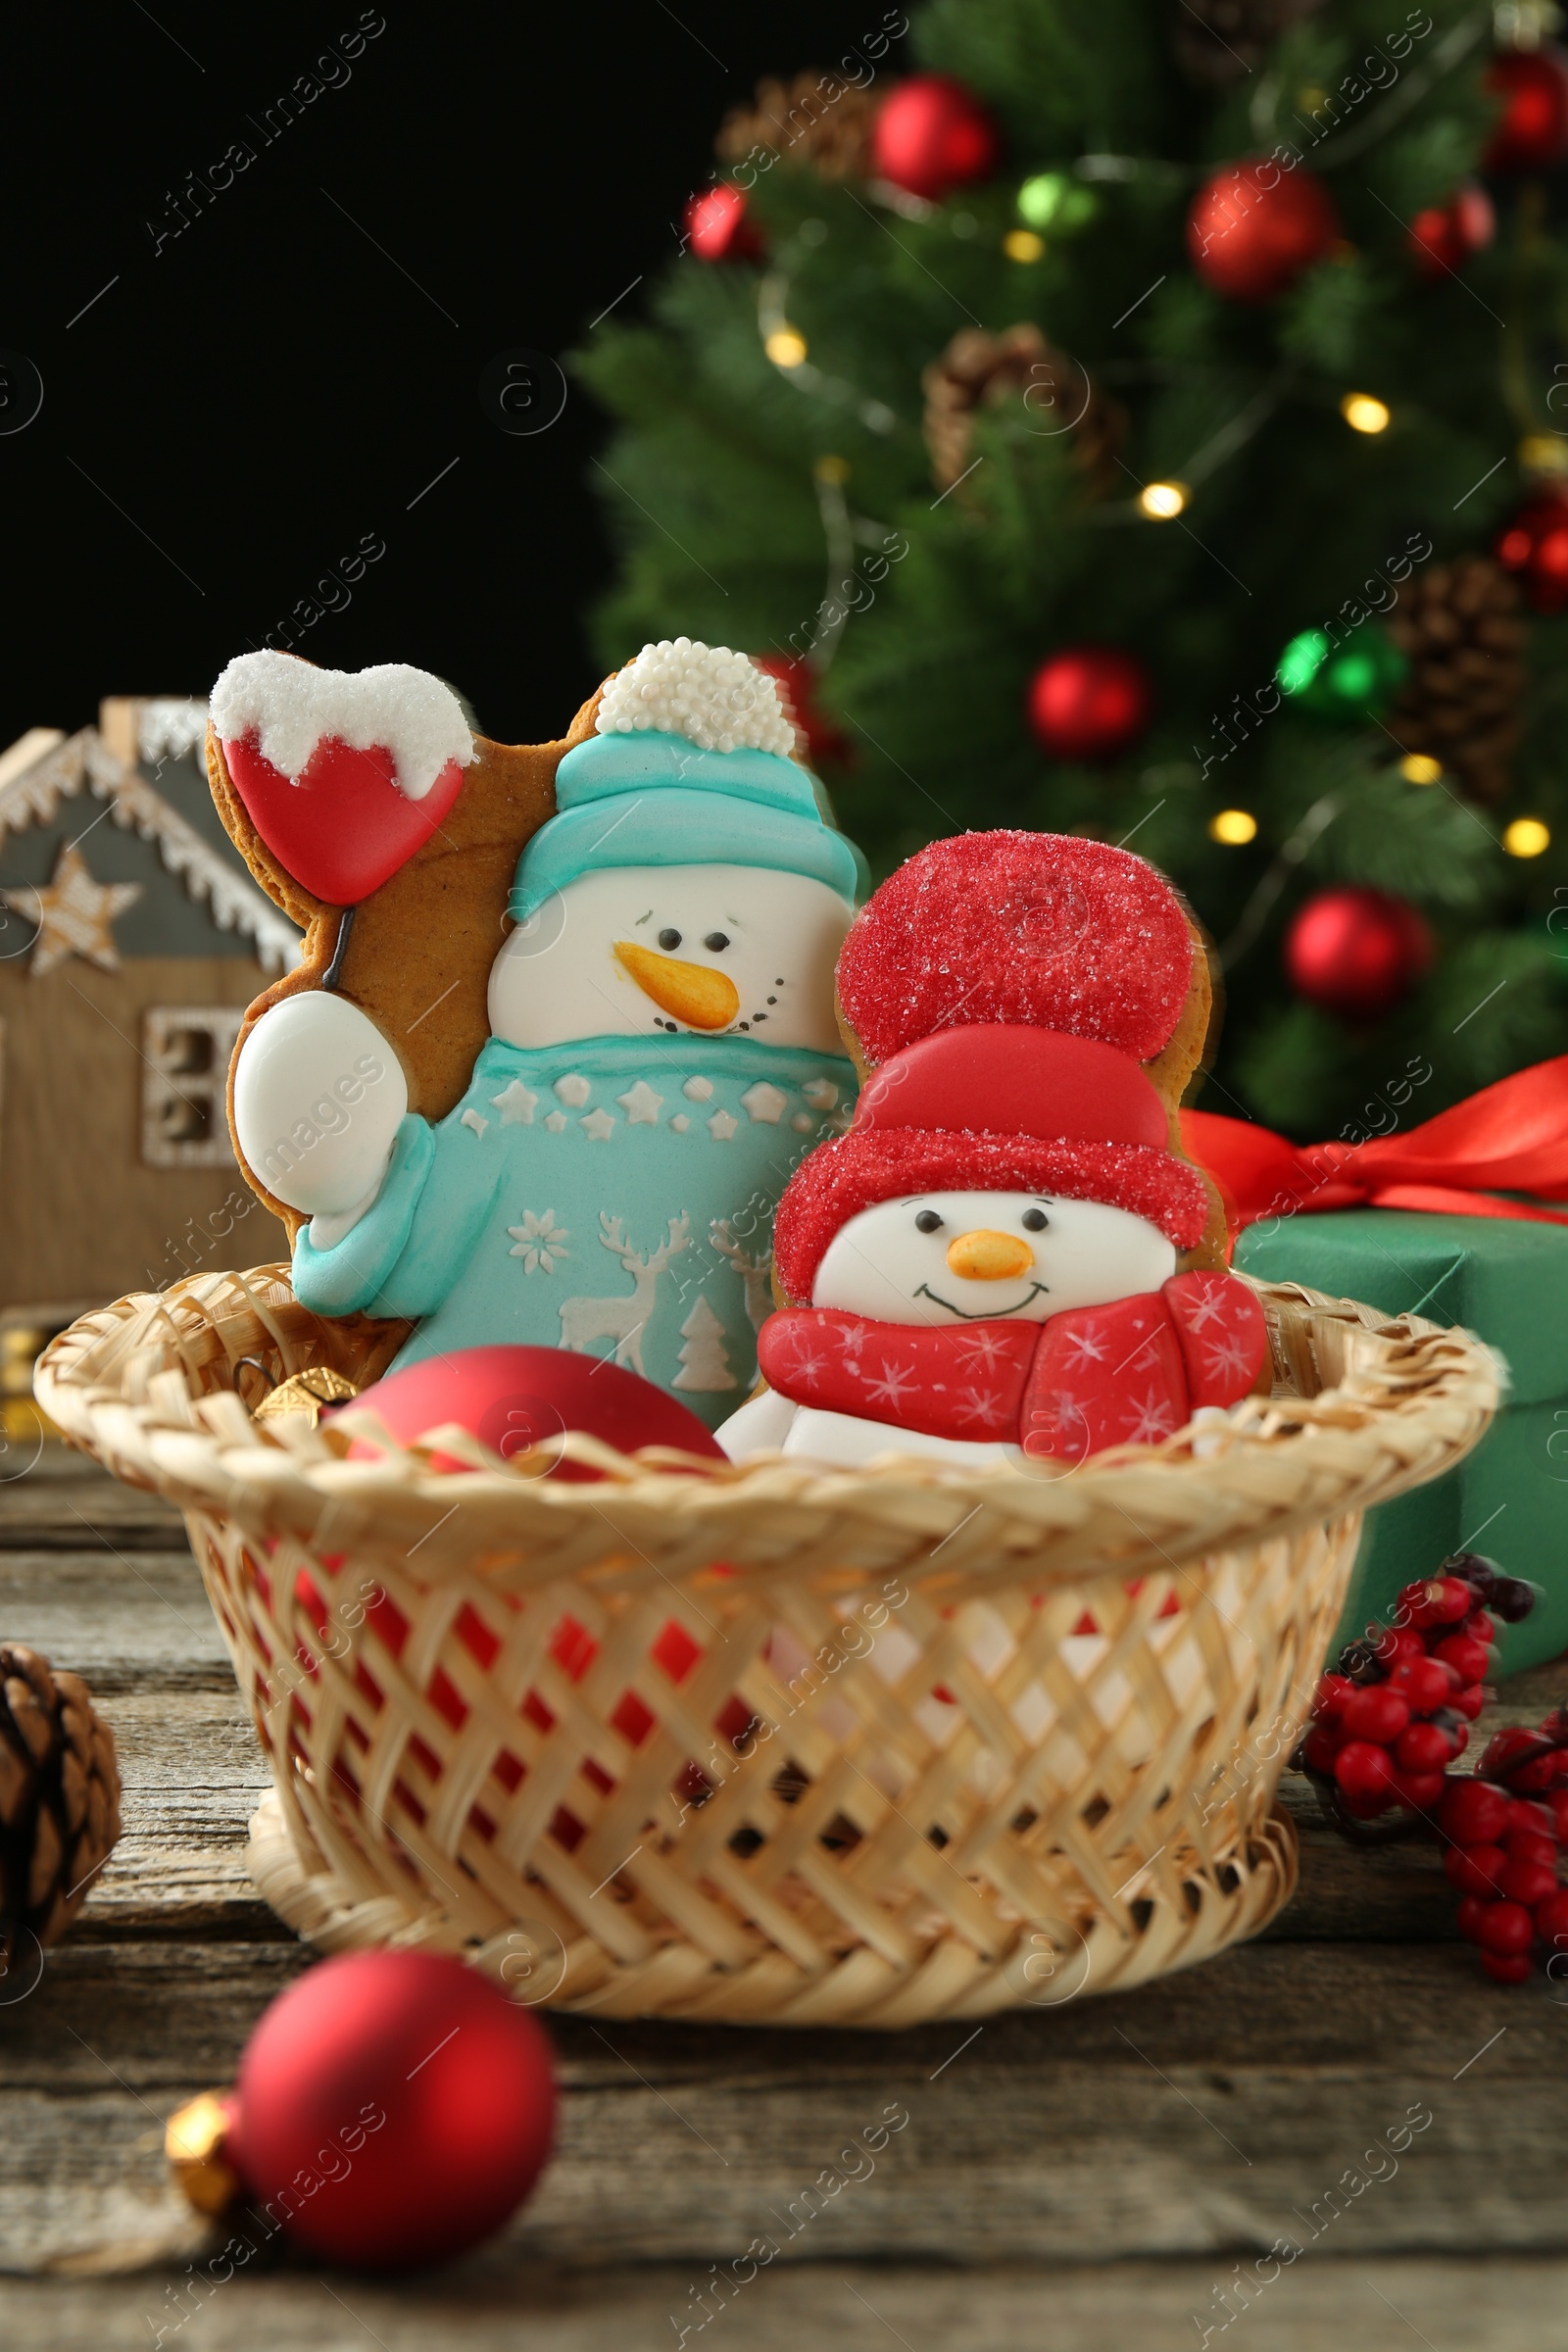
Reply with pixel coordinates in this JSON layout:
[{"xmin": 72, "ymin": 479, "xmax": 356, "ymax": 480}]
[
  {"xmin": 1172, "ymin": 0, "xmax": 1324, "ymax": 88},
  {"xmin": 0, "ymin": 1644, "xmax": 121, "ymax": 1963},
  {"xmin": 716, "ymin": 71, "xmax": 879, "ymax": 181},
  {"xmin": 922, "ymin": 324, "xmax": 1125, "ymax": 496},
  {"xmin": 1386, "ymin": 555, "xmax": 1528, "ymax": 804}
]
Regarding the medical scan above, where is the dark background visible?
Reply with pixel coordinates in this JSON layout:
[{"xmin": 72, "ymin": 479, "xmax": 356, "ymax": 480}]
[{"xmin": 1, "ymin": 4, "xmax": 872, "ymax": 752}]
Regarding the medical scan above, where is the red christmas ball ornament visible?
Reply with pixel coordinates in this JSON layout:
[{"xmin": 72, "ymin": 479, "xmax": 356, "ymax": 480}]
[
  {"xmin": 1495, "ymin": 488, "xmax": 1568, "ymax": 612},
  {"xmin": 751, "ymin": 655, "xmax": 852, "ymax": 766},
  {"xmin": 344, "ymin": 1346, "xmax": 725, "ymax": 1481},
  {"xmin": 1407, "ymin": 183, "xmax": 1495, "ymax": 277},
  {"xmin": 1484, "ymin": 48, "xmax": 1568, "ymax": 174},
  {"xmin": 227, "ymin": 1951, "xmax": 557, "ymax": 2270},
  {"xmin": 869, "ymin": 75, "xmax": 1000, "ymax": 202},
  {"xmin": 1283, "ymin": 887, "xmax": 1434, "ymax": 1022},
  {"xmin": 1026, "ymin": 645, "xmax": 1154, "ymax": 763},
  {"xmin": 685, "ymin": 182, "xmax": 763, "ymax": 264},
  {"xmin": 1187, "ymin": 161, "xmax": 1341, "ymax": 301}
]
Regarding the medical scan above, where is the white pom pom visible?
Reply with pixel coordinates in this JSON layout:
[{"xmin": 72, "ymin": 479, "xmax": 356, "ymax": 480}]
[{"xmin": 595, "ymin": 641, "xmax": 795, "ymax": 757}]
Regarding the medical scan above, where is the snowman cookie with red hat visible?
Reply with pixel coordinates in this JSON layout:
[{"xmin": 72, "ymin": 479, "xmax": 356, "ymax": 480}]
[{"xmin": 716, "ymin": 830, "xmax": 1268, "ymax": 1470}]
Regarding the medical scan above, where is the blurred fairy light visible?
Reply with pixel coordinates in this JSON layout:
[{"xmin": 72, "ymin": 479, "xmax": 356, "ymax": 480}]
[
  {"xmin": 764, "ymin": 328, "xmax": 808, "ymax": 368},
  {"xmin": 1503, "ymin": 817, "xmax": 1550, "ymax": 856},
  {"xmin": 1139, "ymin": 479, "xmax": 1188, "ymax": 518},
  {"xmin": 1341, "ymin": 392, "xmax": 1391, "ymax": 434},
  {"xmin": 1400, "ymin": 754, "xmax": 1443, "ymax": 784},
  {"xmin": 1209, "ymin": 808, "xmax": 1258, "ymax": 845},
  {"xmin": 1003, "ymin": 229, "xmax": 1045, "ymax": 262}
]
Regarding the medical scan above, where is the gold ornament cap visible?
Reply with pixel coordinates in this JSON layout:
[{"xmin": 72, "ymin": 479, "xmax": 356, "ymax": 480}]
[{"xmin": 166, "ymin": 2090, "xmax": 241, "ymax": 2217}]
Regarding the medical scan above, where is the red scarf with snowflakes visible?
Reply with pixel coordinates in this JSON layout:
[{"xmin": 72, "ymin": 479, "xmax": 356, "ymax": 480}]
[{"xmin": 756, "ymin": 1270, "xmax": 1268, "ymax": 1463}]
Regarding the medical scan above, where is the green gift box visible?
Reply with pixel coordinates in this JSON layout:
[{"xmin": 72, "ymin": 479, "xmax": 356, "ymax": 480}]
[{"xmin": 1235, "ymin": 1209, "xmax": 1568, "ymax": 1674}]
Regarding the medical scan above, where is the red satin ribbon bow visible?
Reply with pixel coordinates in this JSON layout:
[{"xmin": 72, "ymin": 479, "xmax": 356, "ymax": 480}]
[{"xmin": 1181, "ymin": 1054, "xmax": 1568, "ymax": 1233}]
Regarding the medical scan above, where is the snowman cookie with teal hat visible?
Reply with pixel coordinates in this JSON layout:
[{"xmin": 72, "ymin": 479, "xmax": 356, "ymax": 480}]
[{"xmin": 221, "ymin": 641, "xmax": 862, "ymax": 1425}]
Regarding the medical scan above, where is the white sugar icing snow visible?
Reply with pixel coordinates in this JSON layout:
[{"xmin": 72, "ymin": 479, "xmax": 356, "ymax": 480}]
[
  {"xmin": 211, "ymin": 652, "xmax": 475, "ymax": 801},
  {"xmin": 595, "ymin": 640, "xmax": 796, "ymax": 758}
]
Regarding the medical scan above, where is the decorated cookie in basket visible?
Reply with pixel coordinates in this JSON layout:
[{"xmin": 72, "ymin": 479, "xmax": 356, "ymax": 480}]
[
  {"xmin": 716, "ymin": 831, "xmax": 1268, "ymax": 1469},
  {"xmin": 212, "ymin": 642, "xmax": 862, "ymax": 1425}
]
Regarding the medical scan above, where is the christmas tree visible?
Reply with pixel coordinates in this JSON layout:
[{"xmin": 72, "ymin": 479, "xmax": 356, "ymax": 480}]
[
  {"xmin": 573, "ymin": 0, "xmax": 1568, "ymax": 1138},
  {"xmin": 672, "ymin": 1293, "xmax": 738, "ymax": 1393}
]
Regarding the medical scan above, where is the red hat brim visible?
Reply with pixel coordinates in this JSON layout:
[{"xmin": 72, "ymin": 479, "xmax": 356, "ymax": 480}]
[{"xmin": 773, "ymin": 1126, "xmax": 1212, "ymax": 1304}]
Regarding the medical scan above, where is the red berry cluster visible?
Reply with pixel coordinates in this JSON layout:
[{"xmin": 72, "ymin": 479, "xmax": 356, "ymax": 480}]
[
  {"xmin": 1297, "ymin": 1552, "xmax": 1564, "ymax": 1984},
  {"xmin": 1300, "ymin": 1562, "xmax": 1508, "ymax": 1814},
  {"xmin": 1441, "ymin": 1718, "xmax": 1568, "ymax": 1984}
]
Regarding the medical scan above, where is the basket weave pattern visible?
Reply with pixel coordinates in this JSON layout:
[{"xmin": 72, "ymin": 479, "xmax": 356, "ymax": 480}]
[{"xmin": 38, "ymin": 1267, "xmax": 1497, "ymax": 2028}]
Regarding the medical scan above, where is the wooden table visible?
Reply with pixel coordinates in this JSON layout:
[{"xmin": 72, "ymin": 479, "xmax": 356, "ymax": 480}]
[{"xmin": 3, "ymin": 1446, "xmax": 1564, "ymax": 2350}]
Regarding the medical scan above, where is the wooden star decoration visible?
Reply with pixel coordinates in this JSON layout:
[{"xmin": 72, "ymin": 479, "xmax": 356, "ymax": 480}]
[{"xmin": 1, "ymin": 840, "xmax": 143, "ymax": 977}]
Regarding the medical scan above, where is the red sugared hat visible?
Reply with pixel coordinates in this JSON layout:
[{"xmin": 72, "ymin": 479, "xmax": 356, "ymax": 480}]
[{"xmin": 774, "ymin": 832, "xmax": 1212, "ymax": 1302}]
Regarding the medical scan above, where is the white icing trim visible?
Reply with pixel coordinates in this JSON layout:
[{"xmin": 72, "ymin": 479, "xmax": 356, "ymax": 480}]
[
  {"xmin": 0, "ymin": 726, "xmax": 300, "ymax": 974},
  {"xmin": 210, "ymin": 652, "xmax": 474, "ymax": 802}
]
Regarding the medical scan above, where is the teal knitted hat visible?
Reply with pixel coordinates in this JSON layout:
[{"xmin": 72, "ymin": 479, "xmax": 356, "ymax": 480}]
[{"xmin": 509, "ymin": 645, "xmax": 862, "ymax": 921}]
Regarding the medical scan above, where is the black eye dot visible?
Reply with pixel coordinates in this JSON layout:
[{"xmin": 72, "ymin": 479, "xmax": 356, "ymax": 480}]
[
  {"xmin": 1022, "ymin": 1207, "xmax": 1049, "ymax": 1232},
  {"xmin": 657, "ymin": 928, "xmax": 681, "ymax": 952},
  {"xmin": 914, "ymin": 1209, "xmax": 945, "ymax": 1234},
  {"xmin": 704, "ymin": 931, "xmax": 730, "ymax": 953}
]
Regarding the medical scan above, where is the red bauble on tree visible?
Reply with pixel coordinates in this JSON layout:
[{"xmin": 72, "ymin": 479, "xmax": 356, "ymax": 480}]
[
  {"xmin": 1284, "ymin": 887, "xmax": 1434, "ymax": 1022},
  {"xmin": 751, "ymin": 655, "xmax": 853, "ymax": 766},
  {"xmin": 1026, "ymin": 645, "xmax": 1154, "ymax": 763},
  {"xmin": 225, "ymin": 1951, "xmax": 558, "ymax": 2270},
  {"xmin": 1187, "ymin": 161, "xmax": 1341, "ymax": 301},
  {"xmin": 1484, "ymin": 48, "xmax": 1568, "ymax": 174},
  {"xmin": 685, "ymin": 183, "xmax": 763, "ymax": 264},
  {"xmin": 1407, "ymin": 183, "xmax": 1495, "ymax": 277},
  {"xmin": 869, "ymin": 75, "xmax": 1000, "ymax": 203},
  {"xmin": 1495, "ymin": 489, "xmax": 1568, "ymax": 612}
]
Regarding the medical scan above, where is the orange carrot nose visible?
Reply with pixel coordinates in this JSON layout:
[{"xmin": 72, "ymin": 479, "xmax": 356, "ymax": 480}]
[
  {"xmin": 946, "ymin": 1228, "xmax": 1036, "ymax": 1282},
  {"xmin": 613, "ymin": 942, "xmax": 741, "ymax": 1031}
]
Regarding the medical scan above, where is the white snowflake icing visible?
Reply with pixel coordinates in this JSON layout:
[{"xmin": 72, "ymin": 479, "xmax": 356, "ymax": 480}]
[
  {"xmin": 616, "ymin": 1079, "xmax": 664, "ymax": 1125},
  {"xmin": 579, "ymin": 1107, "xmax": 616, "ymax": 1142},
  {"xmin": 1121, "ymin": 1389, "xmax": 1179, "ymax": 1445},
  {"xmin": 863, "ymin": 1358, "xmax": 918, "ymax": 1410},
  {"xmin": 956, "ymin": 1330, "xmax": 1013, "ymax": 1376},
  {"xmin": 669, "ymin": 1113, "xmax": 691, "ymax": 1133},
  {"xmin": 1181, "ymin": 1281, "xmax": 1233, "ymax": 1332},
  {"xmin": 740, "ymin": 1081, "xmax": 787, "ymax": 1125},
  {"xmin": 460, "ymin": 1108, "xmax": 489, "ymax": 1142},
  {"xmin": 508, "ymin": 1210, "xmax": 570, "ymax": 1273},
  {"xmin": 1202, "ymin": 1332, "xmax": 1256, "ymax": 1383},
  {"xmin": 1060, "ymin": 1323, "xmax": 1108, "ymax": 1372},
  {"xmin": 682, "ymin": 1075, "xmax": 714, "ymax": 1102},
  {"xmin": 954, "ymin": 1388, "xmax": 1008, "ymax": 1430},
  {"xmin": 707, "ymin": 1108, "xmax": 739, "ymax": 1142},
  {"xmin": 595, "ymin": 640, "xmax": 795, "ymax": 757},
  {"xmin": 554, "ymin": 1073, "xmax": 592, "ymax": 1107},
  {"xmin": 785, "ymin": 1343, "xmax": 828, "ymax": 1388},
  {"xmin": 544, "ymin": 1109, "xmax": 568, "ymax": 1134},
  {"xmin": 490, "ymin": 1080, "xmax": 537, "ymax": 1125}
]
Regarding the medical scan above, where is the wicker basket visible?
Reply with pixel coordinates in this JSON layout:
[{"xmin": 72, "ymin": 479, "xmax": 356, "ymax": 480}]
[{"xmin": 38, "ymin": 1266, "xmax": 1497, "ymax": 2029}]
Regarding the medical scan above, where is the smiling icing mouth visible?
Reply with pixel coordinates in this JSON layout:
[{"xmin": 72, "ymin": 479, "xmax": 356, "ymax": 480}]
[{"xmin": 913, "ymin": 1280, "xmax": 1051, "ymax": 1321}]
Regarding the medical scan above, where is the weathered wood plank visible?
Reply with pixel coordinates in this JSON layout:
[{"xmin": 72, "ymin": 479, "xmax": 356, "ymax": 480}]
[
  {"xmin": 3, "ymin": 2255, "xmax": 1566, "ymax": 2352},
  {"xmin": 0, "ymin": 1446, "xmax": 185, "ymax": 1550},
  {"xmin": 1, "ymin": 1936, "xmax": 1562, "ymax": 2275},
  {"xmin": 0, "ymin": 1546, "xmax": 230, "ymax": 1693}
]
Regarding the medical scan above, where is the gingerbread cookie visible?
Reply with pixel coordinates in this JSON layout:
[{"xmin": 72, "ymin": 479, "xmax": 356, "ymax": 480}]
[
  {"xmin": 715, "ymin": 831, "xmax": 1265, "ymax": 1469},
  {"xmin": 211, "ymin": 643, "xmax": 864, "ymax": 1426}
]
